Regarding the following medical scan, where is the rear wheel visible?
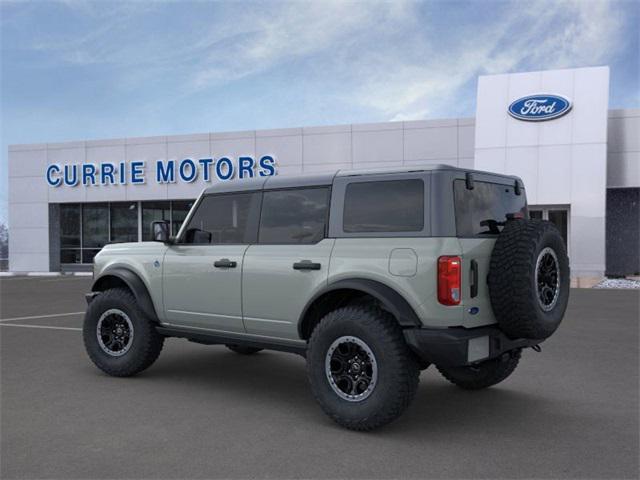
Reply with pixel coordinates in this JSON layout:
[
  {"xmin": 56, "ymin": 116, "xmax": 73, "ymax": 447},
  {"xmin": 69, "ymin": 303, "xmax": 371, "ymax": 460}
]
[
  {"xmin": 307, "ymin": 305, "xmax": 419, "ymax": 431},
  {"xmin": 83, "ymin": 288, "xmax": 164, "ymax": 377},
  {"xmin": 225, "ymin": 344, "xmax": 263, "ymax": 355},
  {"xmin": 437, "ymin": 349, "xmax": 521, "ymax": 390}
]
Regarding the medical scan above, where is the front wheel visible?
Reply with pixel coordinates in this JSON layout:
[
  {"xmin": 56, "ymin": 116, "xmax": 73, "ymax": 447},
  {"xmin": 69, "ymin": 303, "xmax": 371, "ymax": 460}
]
[
  {"xmin": 306, "ymin": 306, "xmax": 419, "ymax": 431},
  {"xmin": 83, "ymin": 288, "xmax": 164, "ymax": 377},
  {"xmin": 436, "ymin": 349, "xmax": 521, "ymax": 390}
]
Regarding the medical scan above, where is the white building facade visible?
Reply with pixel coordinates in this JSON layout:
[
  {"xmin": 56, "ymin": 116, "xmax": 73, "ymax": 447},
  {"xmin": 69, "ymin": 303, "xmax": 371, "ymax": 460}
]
[{"xmin": 8, "ymin": 66, "xmax": 640, "ymax": 279}]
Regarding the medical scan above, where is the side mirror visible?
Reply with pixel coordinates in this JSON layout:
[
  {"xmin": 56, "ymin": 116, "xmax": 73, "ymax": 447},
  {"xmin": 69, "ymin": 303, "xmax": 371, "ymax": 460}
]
[{"xmin": 151, "ymin": 221, "xmax": 170, "ymax": 243}]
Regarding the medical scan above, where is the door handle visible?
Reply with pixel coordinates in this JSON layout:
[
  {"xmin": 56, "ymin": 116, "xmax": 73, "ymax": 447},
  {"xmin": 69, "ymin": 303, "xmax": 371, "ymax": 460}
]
[
  {"xmin": 293, "ymin": 260, "xmax": 321, "ymax": 271},
  {"xmin": 214, "ymin": 258, "xmax": 237, "ymax": 268},
  {"xmin": 470, "ymin": 259, "xmax": 478, "ymax": 298}
]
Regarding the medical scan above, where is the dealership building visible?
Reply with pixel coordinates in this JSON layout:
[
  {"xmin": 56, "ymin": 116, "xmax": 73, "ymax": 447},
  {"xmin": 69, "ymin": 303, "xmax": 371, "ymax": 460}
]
[{"xmin": 7, "ymin": 66, "xmax": 639, "ymax": 280}]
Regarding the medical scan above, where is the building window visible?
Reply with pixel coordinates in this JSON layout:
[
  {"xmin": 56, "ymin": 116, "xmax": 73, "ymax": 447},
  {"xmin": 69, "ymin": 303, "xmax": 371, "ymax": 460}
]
[
  {"xmin": 82, "ymin": 203, "xmax": 108, "ymax": 263},
  {"xmin": 110, "ymin": 202, "xmax": 138, "ymax": 243},
  {"xmin": 60, "ymin": 204, "xmax": 81, "ymax": 263},
  {"xmin": 59, "ymin": 200, "xmax": 196, "ymax": 264},
  {"xmin": 142, "ymin": 201, "xmax": 171, "ymax": 241},
  {"xmin": 171, "ymin": 200, "xmax": 194, "ymax": 236},
  {"xmin": 529, "ymin": 207, "xmax": 569, "ymax": 247}
]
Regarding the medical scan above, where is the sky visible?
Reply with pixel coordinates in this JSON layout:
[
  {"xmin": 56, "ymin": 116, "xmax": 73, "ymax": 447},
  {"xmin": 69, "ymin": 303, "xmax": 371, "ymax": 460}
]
[{"xmin": 1, "ymin": 0, "xmax": 638, "ymax": 225}]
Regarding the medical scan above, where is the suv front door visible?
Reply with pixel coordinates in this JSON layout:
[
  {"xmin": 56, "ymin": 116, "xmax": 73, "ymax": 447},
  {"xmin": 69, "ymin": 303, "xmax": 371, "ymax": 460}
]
[
  {"xmin": 242, "ymin": 187, "xmax": 333, "ymax": 340},
  {"xmin": 162, "ymin": 192, "xmax": 261, "ymax": 333}
]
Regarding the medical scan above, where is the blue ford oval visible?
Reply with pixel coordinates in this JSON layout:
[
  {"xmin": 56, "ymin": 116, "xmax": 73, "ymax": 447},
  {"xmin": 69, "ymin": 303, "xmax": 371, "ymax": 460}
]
[{"xmin": 508, "ymin": 94, "xmax": 572, "ymax": 121}]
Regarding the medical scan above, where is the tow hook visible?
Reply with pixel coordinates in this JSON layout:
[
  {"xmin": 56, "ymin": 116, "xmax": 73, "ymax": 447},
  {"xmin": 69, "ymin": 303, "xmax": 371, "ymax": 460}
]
[{"xmin": 531, "ymin": 344, "xmax": 542, "ymax": 353}]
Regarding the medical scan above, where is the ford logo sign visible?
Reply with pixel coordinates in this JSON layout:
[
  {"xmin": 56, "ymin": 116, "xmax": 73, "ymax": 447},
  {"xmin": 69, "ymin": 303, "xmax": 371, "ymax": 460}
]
[{"xmin": 508, "ymin": 94, "xmax": 572, "ymax": 121}]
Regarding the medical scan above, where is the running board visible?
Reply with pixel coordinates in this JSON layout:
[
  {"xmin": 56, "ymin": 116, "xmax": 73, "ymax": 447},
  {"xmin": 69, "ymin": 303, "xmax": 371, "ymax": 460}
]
[{"xmin": 156, "ymin": 326, "xmax": 307, "ymax": 357}]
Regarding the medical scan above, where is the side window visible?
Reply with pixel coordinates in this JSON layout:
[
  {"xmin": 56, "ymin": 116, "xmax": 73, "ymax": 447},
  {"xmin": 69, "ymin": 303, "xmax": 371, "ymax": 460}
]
[
  {"xmin": 343, "ymin": 179, "xmax": 424, "ymax": 233},
  {"xmin": 453, "ymin": 180, "xmax": 527, "ymax": 236},
  {"xmin": 181, "ymin": 193, "xmax": 260, "ymax": 244},
  {"xmin": 259, "ymin": 188, "xmax": 330, "ymax": 244}
]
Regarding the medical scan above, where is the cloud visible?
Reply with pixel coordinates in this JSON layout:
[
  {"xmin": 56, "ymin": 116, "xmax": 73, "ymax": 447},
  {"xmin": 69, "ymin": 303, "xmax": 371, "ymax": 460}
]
[
  {"xmin": 349, "ymin": 0, "xmax": 626, "ymax": 121},
  {"xmin": 3, "ymin": 0, "xmax": 631, "ymax": 121}
]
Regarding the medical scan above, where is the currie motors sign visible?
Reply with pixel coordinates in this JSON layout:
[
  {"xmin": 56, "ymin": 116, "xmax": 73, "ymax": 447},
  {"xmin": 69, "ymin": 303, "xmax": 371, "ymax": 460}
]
[
  {"xmin": 508, "ymin": 94, "xmax": 572, "ymax": 121},
  {"xmin": 46, "ymin": 155, "xmax": 277, "ymax": 187}
]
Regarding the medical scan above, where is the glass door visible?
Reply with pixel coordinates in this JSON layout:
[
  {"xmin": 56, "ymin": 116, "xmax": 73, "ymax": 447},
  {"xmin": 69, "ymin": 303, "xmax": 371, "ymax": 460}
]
[{"xmin": 528, "ymin": 206, "xmax": 569, "ymax": 248}]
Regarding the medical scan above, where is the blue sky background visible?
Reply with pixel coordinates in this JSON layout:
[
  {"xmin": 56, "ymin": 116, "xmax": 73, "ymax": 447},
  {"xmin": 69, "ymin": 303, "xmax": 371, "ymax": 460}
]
[{"xmin": 1, "ymin": 0, "xmax": 638, "ymax": 225}]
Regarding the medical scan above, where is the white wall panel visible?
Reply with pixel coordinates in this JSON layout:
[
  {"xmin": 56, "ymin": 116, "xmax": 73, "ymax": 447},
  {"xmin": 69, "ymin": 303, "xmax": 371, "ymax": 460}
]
[
  {"xmin": 505, "ymin": 147, "xmax": 538, "ymax": 204},
  {"xmin": 539, "ymin": 69, "xmax": 574, "ymax": 146},
  {"xmin": 303, "ymin": 132, "xmax": 351, "ymax": 166},
  {"xmin": 124, "ymin": 142, "xmax": 168, "ymax": 201},
  {"xmin": 9, "ymin": 253, "xmax": 50, "ymax": 272},
  {"xmin": 607, "ymin": 116, "xmax": 640, "ymax": 153},
  {"xmin": 474, "ymin": 148, "xmax": 506, "ymax": 174},
  {"xmin": 572, "ymin": 67, "xmax": 609, "ymax": 144},
  {"xmin": 475, "ymin": 74, "xmax": 509, "ymax": 148},
  {"xmin": 571, "ymin": 143, "xmax": 607, "ymax": 217},
  {"xmin": 9, "ymin": 202, "xmax": 48, "ymax": 228},
  {"xmin": 167, "ymin": 140, "xmax": 211, "ymax": 199},
  {"xmin": 255, "ymin": 135, "xmax": 302, "ymax": 167},
  {"xmin": 607, "ymin": 152, "xmax": 640, "ymax": 188},
  {"xmin": 11, "ymin": 176, "xmax": 48, "ymax": 203},
  {"xmin": 458, "ymin": 125, "xmax": 475, "ymax": 159},
  {"xmin": 538, "ymin": 145, "xmax": 572, "ymax": 204},
  {"xmin": 403, "ymin": 127, "xmax": 457, "ymax": 161},
  {"xmin": 506, "ymin": 71, "xmax": 542, "ymax": 147},
  {"xmin": 8, "ymin": 148, "xmax": 47, "ymax": 178},
  {"xmin": 352, "ymin": 129, "xmax": 403, "ymax": 164},
  {"xmin": 7, "ymin": 227, "xmax": 49, "ymax": 253},
  {"xmin": 84, "ymin": 144, "xmax": 127, "ymax": 202}
]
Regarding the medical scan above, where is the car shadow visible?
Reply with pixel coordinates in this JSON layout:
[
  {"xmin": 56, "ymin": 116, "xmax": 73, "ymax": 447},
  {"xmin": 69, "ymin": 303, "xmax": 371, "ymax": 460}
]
[{"xmin": 124, "ymin": 343, "xmax": 575, "ymax": 436}]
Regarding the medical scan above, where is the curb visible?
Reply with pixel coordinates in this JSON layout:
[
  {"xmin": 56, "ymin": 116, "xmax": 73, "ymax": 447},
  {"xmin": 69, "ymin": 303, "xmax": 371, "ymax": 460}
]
[{"xmin": 0, "ymin": 272, "xmax": 92, "ymax": 277}]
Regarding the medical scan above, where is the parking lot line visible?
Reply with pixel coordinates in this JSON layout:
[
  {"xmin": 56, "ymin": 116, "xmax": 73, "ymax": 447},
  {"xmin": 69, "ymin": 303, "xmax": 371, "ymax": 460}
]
[
  {"xmin": 0, "ymin": 312, "xmax": 85, "ymax": 323},
  {"xmin": 0, "ymin": 323, "xmax": 81, "ymax": 331}
]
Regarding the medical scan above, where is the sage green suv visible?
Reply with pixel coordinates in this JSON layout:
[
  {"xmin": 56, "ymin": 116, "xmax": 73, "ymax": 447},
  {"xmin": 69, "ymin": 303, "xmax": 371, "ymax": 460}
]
[{"xmin": 83, "ymin": 165, "xmax": 569, "ymax": 430}]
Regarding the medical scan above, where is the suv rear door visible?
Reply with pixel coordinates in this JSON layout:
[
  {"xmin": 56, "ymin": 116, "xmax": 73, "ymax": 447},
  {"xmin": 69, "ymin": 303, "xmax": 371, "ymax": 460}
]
[
  {"xmin": 242, "ymin": 185, "xmax": 333, "ymax": 340},
  {"xmin": 162, "ymin": 191, "xmax": 261, "ymax": 333},
  {"xmin": 453, "ymin": 177, "xmax": 527, "ymax": 327}
]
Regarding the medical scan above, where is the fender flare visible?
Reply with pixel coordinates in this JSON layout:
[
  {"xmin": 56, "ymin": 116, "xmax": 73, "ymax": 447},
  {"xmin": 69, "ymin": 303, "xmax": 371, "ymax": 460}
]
[
  {"xmin": 92, "ymin": 267, "xmax": 159, "ymax": 322},
  {"xmin": 298, "ymin": 278, "xmax": 422, "ymax": 337}
]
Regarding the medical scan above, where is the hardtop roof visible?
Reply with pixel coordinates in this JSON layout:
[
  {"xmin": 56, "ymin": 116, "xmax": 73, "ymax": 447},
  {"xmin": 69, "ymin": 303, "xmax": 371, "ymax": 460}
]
[{"xmin": 202, "ymin": 164, "xmax": 520, "ymax": 195}]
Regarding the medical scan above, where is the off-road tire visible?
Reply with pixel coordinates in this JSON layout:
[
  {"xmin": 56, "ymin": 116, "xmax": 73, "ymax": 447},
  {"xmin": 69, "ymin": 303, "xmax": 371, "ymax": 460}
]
[
  {"xmin": 83, "ymin": 288, "xmax": 164, "ymax": 377},
  {"xmin": 225, "ymin": 344, "xmax": 263, "ymax": 355},
  {"xmin": 307, "ymin": 305, "xmax": 420, "ymax": 431},
  {"xmin": 488, "ymin": 219, "xmax": 570, "ymax": 340},
  {"xmin": 436, "ymin": 349, "xmax": 521, "ymax": 390}
]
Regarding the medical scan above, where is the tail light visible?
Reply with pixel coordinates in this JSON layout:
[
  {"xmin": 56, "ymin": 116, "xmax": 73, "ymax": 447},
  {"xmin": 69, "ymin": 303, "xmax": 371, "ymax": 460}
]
[{"xmin": 438, "ymin": 256, "xmax": 461, "ymax": 306}]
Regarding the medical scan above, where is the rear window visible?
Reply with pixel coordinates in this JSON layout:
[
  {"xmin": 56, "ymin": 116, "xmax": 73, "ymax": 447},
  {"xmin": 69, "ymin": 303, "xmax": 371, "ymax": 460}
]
[
  {"xmin": 259, "ymin": 187, "xmax": 330, "ymax": 244},
  {"xmin": 343, "ymin": 179, "xmax": 424, "ymax": 233},
  {"xmin": 454, "ymin": 180, "xmax": 527, "ymax": 236}
]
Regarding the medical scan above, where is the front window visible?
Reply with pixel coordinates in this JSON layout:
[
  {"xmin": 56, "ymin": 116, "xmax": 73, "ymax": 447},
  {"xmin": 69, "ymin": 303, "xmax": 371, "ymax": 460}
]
[{"xmin": 181, "ymin": 193, "xmax": 261, "ymax": 244}]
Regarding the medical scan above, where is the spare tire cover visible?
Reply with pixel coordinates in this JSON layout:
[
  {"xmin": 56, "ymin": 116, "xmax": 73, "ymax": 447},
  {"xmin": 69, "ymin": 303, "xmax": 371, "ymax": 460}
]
[{"xmin": 488, "ymin": 219, "xmax": 570, "ymax": 340}]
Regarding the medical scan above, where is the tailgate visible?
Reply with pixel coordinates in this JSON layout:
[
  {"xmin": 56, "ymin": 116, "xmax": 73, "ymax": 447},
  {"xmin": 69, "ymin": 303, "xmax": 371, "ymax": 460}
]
[{"xmin": 458, "ymin": 237, "xmax": 498, "ymax": 328}]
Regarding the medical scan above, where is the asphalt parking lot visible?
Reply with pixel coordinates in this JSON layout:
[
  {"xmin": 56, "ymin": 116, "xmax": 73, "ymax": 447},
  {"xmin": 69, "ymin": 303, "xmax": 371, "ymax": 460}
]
[{"xmin": 1, "ymin": 277, "xmax": 638, "ymax": 479}]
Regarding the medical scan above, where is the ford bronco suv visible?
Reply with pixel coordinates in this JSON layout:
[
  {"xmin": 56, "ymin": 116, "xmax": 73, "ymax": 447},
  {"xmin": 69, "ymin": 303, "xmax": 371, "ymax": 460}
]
[{"xmin": 83, "ymin": 165, "xmax": 569, "ymax": 430}]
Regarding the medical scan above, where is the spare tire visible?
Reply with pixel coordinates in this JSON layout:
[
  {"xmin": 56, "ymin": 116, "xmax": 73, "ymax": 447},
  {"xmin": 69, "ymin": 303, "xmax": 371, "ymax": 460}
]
[{"xmin": 488, "ymin": 219, "xmax": 570, "ymax": 340}]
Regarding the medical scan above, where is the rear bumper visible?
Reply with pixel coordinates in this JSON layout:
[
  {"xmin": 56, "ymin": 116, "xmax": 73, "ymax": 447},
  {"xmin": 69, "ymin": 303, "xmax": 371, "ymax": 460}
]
[{"xmin": 403, "ymin": 325, "xmax": 541, "ymax": 367}]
